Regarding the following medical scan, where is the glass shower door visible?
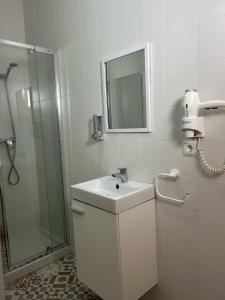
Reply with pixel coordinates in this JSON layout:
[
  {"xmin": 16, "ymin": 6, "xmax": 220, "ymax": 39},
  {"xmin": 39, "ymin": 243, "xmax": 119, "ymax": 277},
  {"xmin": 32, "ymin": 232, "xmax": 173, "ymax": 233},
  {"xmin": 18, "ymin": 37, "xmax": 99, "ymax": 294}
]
[
  {"xmin": 0, "ymin": 43, "xmax": 52, "ymax": 270},
  {"xmin": 0, "ymin": 42, "xmax": 67, "ymax": 272},
  {"xmin": 34, "ymin": 51, "xmax": 67, "ymax": 251}
]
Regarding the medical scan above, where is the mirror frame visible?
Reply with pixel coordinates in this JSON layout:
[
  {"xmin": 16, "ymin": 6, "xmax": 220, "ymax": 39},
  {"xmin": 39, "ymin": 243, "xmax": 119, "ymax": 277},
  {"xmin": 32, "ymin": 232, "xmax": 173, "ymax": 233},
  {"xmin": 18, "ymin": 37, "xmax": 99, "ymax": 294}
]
[{"xmin": 101, "ymin": 44, "xmax": 151, "ymax": 133}]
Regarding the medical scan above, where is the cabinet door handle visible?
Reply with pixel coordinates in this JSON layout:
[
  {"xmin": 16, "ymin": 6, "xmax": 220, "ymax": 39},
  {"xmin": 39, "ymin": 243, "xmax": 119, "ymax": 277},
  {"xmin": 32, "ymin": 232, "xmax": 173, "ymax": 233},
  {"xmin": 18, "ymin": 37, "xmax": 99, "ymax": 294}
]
[{"xmin": 71, "ymin": 205, "xmax": 85, "ymax": 215}]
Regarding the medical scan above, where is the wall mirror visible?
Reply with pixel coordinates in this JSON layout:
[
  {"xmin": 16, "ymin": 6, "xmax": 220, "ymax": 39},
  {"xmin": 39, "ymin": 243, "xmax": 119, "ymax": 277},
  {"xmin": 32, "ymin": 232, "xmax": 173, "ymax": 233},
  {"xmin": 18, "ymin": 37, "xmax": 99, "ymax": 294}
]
[{"xmin": 101, "ymin": 44, "xmax": 151, "ymax": 133}]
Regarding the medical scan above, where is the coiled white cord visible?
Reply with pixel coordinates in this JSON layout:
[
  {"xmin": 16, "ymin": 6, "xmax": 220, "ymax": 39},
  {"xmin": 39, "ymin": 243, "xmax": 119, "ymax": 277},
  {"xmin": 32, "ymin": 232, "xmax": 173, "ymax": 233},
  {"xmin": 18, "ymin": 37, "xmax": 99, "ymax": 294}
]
[{"xmin": 197, "ymin": 138, "xmax": 225, "ymax": 175}]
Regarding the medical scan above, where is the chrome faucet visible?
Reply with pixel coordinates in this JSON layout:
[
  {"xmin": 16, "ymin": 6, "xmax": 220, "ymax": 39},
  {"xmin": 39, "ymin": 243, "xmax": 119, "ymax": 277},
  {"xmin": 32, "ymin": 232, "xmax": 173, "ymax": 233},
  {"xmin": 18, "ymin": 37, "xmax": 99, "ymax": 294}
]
[{"xmin": 112, "ymin": 167, "xmax": 128, "ymax": 183}]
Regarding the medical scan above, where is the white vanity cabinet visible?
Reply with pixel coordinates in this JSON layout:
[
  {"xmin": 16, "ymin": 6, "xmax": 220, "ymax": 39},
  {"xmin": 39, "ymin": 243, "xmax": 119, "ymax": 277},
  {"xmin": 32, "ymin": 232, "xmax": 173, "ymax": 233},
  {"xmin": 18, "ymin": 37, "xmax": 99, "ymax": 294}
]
[{"xmin": 71, "ymin": 199, "xmax": 157, "ymax": 300}]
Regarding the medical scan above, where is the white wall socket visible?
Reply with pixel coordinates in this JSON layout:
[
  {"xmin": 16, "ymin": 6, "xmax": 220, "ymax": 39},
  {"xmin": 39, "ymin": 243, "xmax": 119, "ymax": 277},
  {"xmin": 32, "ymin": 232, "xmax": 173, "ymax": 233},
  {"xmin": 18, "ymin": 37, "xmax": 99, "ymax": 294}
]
[{"xmin": 183, "ymin": 139, "xmax": 198, "ymax": 156}]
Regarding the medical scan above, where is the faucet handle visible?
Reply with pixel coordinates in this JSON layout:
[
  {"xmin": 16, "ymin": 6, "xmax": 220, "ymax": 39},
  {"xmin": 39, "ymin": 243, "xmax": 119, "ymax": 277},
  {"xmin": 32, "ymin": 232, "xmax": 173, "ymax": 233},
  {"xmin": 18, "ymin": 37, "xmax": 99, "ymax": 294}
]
[{"xmin": 117, "ymin": 167, "xmax": 127, "ymax": 174}]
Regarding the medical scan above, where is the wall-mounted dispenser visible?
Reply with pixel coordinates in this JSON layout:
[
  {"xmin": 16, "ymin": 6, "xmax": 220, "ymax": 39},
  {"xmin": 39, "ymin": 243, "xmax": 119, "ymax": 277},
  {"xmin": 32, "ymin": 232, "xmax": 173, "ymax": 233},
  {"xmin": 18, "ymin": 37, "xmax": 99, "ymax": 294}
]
[
  {"xmin": 92, "ymin": 114, "xmax": 104, "ymax": 141},
  {"xmin": 181, "ymin": 89, "xmax": 225, "ymax": 175}
]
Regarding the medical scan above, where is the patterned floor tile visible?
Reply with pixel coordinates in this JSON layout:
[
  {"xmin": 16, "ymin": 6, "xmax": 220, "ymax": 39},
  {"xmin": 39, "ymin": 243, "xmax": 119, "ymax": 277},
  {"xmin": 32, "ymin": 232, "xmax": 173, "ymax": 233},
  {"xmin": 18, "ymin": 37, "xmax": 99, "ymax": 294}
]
[{"xmin": 5, "ymin": 255, "xmax": 102, "ymax": 300}]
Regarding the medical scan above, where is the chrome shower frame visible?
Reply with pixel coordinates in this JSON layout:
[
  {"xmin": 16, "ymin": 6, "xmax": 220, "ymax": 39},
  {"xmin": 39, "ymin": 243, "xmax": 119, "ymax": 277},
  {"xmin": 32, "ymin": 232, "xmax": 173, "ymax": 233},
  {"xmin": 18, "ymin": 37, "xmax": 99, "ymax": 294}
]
[{"xmin": 0, "ymin": 38, "xmax": 70, "ymax": 281}]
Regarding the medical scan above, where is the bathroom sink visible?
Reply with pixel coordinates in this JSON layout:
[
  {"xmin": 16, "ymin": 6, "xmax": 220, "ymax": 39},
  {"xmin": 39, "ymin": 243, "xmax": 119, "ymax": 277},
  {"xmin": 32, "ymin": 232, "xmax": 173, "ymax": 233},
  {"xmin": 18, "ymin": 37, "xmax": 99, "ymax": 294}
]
[{"xmin": 71, "ymin": 176, "xmax": 155, "ymax": 214}]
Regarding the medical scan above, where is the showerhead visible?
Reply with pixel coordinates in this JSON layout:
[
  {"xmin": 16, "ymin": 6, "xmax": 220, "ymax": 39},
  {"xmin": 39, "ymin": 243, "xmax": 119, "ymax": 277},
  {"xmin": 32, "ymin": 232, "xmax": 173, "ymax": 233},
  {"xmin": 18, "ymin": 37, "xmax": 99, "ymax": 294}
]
[
  {"xmin": 6, "ymin": 62, "xmax": 18, "ymax": 77},
  {"xmin": 0, "ymin": 62, "xmax": 18, "ymax": 79}
]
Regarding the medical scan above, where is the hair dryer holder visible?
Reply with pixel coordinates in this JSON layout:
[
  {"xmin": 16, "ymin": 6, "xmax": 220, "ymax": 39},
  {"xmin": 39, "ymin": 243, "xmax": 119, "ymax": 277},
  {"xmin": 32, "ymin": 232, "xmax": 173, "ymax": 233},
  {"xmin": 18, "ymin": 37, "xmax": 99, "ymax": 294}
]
[{"xmin": 181, "ymin": 116, "xmax": 205, "ymax": 138}]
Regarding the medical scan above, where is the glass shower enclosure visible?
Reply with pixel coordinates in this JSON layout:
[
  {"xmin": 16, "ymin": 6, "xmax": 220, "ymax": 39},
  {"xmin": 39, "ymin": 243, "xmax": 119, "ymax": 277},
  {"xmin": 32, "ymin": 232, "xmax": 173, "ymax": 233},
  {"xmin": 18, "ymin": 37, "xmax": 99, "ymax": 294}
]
[{"xmin": 0, "ymin": 39, "xmax": 67, "ymax": 272}]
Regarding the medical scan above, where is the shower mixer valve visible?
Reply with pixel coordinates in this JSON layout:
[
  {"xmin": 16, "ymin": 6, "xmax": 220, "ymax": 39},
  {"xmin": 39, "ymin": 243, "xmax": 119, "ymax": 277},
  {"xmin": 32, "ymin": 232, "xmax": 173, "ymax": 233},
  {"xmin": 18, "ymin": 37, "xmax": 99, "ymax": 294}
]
[
  {"xmin": 6, "ymin": 137, "xmax": 16, "ymax": 150},
  {"xmin": 0, "ymin": 137, "xmax": 15, "ymax": 149}
]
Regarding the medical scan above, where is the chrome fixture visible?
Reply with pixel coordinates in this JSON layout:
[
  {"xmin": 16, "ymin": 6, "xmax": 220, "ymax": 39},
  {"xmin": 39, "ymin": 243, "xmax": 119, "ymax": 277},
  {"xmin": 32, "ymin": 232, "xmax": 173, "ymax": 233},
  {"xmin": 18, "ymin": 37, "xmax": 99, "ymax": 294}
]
[
  {"xmin": 112, "ymin": 167, "xmax": 128, "ymax": 183},
  {"xmin": 0, "ymin": 62, "xmax": 20, "ymax": 185},
  {"xmin": 5, "ymin": 137, "xmax": 16, "ymax": 150},
  {"xmin": 0, "ymin": 138, "xmax": 8, "ymax": 144},
  {"xmin": 92, "ymin": 114, "xmax": 104, "ymax": 141},
  {"xmin": 0, "ymin": 137, "xmax": 16, "ymax": 149}
]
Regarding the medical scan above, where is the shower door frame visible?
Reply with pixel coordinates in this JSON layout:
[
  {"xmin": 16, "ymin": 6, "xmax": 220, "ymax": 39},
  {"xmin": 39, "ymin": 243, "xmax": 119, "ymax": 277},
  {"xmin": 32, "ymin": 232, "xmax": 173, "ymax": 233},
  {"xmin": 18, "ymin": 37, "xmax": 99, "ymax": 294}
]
[{"xmin": 0, "ymin": 38, "xmax": 69, "ymax": 274}]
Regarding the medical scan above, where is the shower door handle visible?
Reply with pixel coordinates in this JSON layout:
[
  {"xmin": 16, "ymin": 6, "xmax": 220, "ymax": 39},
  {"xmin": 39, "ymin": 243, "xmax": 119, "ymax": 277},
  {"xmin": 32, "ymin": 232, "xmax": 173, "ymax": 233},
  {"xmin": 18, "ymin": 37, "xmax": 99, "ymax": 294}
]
[{"xmin": 71, "ymin": 205, "xmax": 85, "ymax": 215}]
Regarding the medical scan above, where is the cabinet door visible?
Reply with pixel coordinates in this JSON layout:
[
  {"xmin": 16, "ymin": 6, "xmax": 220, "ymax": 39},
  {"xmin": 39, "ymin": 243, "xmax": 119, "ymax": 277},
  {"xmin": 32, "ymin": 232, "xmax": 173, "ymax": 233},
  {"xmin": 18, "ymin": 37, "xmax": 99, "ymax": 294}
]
[
  {"xmin": 119, "ymin": 200, "xmax": 157, "ymax": 300},
  {"xmin": 71, "ymin": 200, "xmax": 123, "ymax": 300}
]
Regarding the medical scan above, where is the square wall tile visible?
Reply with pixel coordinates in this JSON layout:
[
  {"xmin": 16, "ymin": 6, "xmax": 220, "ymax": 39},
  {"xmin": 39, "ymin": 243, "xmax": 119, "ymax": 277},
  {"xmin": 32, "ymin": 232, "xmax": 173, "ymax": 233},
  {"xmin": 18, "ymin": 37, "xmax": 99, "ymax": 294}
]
[
  {"xmin": 102, "ymin": 139, "xmax": 120, "ymax": 174},
  {"xmin": 199, "ymin": 0, "xmax": 225, "ymax": 23},
  {"xmin": 154, "ymin": 107, "xmax": 183, "ymax": 142},
  {"xmin": 167, "ymin": 264, "xmax": 197, "ymax": 300},
  {"xmin": 138, "ymin": 0, "xmax": 164, "ymax": 42},
  {"xmin": 203, "ymin": 110, "xmax": 225, "ymax": 142},
  {"xmin": 119, "ymin": 137, "xmax": 141, "ymax": 172},
  {"xmin": 199, "ymin": 16, "xmax": 225, "ymax": 64},
  {"xmin": 166, "ymin": 27, "xmax": 198, "ymax": 72},
  {"xmin": 80, "ymin": 0, "xmax": 99, "ymax": 64},
  {"xmin": 96, "ymin": 0, "xmax": 117, "ymax": 57},
  {"xmin": 198, "ymin": 213, "xmax": 225, "ymax": 256},
  {"xmin": 198, "ymin": 280, "xmax": 225, "ymax": 300},
  {"xmin": 165, "ymin": 0, "xmax": 197, "ymax": 36},
  {"xmin": 197, "ymin": 179, "xmax": 225, "ymax": 219},
  {"xmin": 198, "ymin": 248, "xmax": 225, "ymax": 292},
  {"xmin": 165, "ymin": 68, "xmax": 197, "ymax": 107},
  {"xmin": 156, "ymin": 201, "xmax": 197, "ymax": 243},
  {"xmin": 198, "ymin": 59, "xmax": 225, "ymax": 101},
  {"xmin": 150, "ymin": 39, "xmax": 165, "ymax": 108},
  {"xmin": 167, "ymin": 235, "xmax": 197, "ymax": 273},
  {"xmin": 87, "ymin": 142, "xmax": 104, "ymax": 179},
  {"xmin": 85, "ymin": 87, "xmax": 103, "ymax": 120},
  {"xmin": 83, "ymin": 61, "xmax": 101, "ymax": 92},
  {"xmin": 115, "ymin": 0, "xmax": 138, "ymax": 50}
]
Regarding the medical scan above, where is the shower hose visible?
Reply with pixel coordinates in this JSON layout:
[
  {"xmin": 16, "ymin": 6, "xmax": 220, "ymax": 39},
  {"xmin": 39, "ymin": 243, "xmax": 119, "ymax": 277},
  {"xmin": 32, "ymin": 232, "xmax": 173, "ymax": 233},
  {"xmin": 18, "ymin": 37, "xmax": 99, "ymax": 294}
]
[
  {"xmin": 4, "ymin": 79, "xmax": 20, "ymax": 185},
  {"xmin": 6, "ymin": 143, "xmax": 20, "ymax": 185}
]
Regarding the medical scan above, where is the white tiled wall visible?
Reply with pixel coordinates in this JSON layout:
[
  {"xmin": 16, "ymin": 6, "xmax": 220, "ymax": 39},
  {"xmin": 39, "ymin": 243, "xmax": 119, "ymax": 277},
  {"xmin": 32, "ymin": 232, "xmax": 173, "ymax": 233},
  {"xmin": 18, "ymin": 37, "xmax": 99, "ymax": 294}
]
[
  {"xmin": 0, "ymin": 0, "xmax": 25, "ymax": 42},
  {"xmin": 22, "ymin": 0, "xmax": 225, "ymax": 299}
]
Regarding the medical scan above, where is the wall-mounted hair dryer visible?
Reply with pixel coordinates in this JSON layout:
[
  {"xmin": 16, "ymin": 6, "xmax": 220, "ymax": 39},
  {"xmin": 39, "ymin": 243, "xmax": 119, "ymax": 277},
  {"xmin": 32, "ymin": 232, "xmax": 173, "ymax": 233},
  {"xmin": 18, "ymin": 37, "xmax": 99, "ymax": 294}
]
[
  {"xmin": 182, "ymin": 89, "xmax": 225, "ymax": 138},
  {"xmin": 181, "ymin": 89, "xmax": 225, "ymax": 175}
]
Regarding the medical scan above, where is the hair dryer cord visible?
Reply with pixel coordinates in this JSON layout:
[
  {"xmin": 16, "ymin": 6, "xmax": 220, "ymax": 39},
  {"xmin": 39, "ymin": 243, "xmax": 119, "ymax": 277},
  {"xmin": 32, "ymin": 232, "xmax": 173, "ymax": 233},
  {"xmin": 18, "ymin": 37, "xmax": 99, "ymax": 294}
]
[{"xmin": 197, "ymin": 138, "xmax": 225, "ymax": 175}]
